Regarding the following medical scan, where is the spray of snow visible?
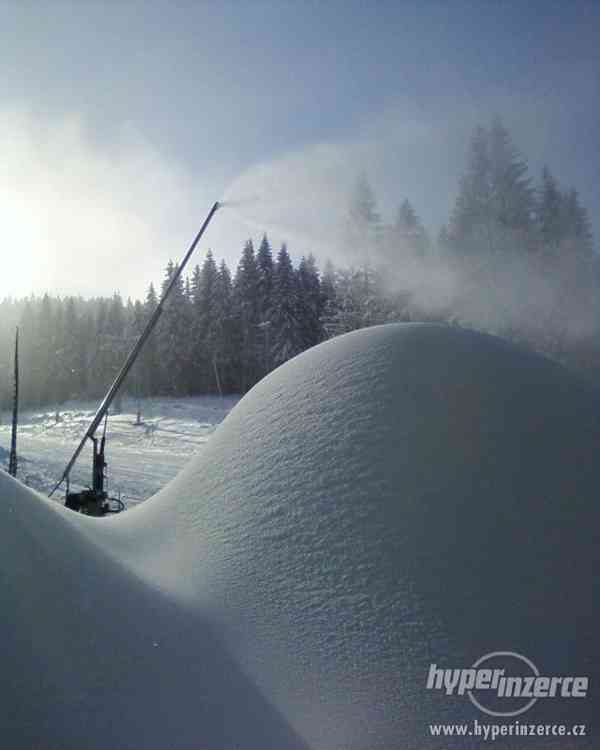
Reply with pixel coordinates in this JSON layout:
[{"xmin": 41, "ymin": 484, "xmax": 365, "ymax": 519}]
[{"xmin": 223, "ymin": 140, "xmax": 597, "ymax": 347}]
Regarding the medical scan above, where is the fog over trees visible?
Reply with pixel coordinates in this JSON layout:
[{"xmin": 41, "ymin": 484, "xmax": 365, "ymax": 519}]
[{"xmin": 0, "ymin": 118, "xmax": 596, "ymax": 409}]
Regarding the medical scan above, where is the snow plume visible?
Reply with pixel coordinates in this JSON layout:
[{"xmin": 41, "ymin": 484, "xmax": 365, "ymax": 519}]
[
  {"xmin": 380, "ymin": 244, "xmax": 598, "ymax": 346},
  {"xmin": 222, "ymin": 141, "xmax": 361, "ymax": 259},
  {"xmin": 223, "ymin": 130, "xmax": 597, "ymax": 354}
]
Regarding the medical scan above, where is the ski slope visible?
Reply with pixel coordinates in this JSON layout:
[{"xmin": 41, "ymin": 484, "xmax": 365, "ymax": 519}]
[
  {"xmin": 1, "ymin": 324, "xmax": 599, "ymax": 749},
  {"xmin": 0, "ymin": 395, "xmax": 239, "ymax": 505}
]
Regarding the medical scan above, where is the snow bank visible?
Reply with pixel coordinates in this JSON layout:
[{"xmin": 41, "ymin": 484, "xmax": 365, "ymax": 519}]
[{"xmin": 1, "ymin": 323, "xmax": 598, "ymax": 748}]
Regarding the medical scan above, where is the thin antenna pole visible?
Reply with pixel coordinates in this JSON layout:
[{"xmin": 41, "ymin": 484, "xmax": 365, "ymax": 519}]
[
  {"xmin": 49, "ymin": 201, "xmax": 221, "ymax": 497},
  {"xmin": 8, "ymin": 328, "xmax": 19, "ymax": 478}
]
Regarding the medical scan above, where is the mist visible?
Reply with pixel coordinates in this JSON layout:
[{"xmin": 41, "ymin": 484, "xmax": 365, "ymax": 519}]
[
  {"xmin": 0, "ymin": 108, "xmax": 218, "ymax": 300},
  {"xmin": 2, "ymin": 94, "xmax": 597, "ymax": 362},
  {"xmin": 221, "ymin": 117, "xmax": 598, "ymax": 355}
]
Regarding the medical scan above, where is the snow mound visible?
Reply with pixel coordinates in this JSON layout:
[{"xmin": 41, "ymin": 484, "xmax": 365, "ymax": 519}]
[{"xmin": 1, "ymin": 323, "xmax": 599, "ymax": 749}]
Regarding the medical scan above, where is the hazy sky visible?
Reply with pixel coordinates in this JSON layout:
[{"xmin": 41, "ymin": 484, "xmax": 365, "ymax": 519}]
[{"xmin": 1, "ymin": 0, "xmax": 598, "ymax": 300}]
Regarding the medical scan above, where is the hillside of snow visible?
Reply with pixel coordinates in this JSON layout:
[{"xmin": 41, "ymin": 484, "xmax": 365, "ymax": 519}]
[{"xmin": 1, "ymin": 323, "xmax": 599, "ymax": 748}]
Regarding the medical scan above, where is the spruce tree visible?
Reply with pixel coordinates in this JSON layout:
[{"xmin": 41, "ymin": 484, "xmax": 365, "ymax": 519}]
[
  {"xmin": 561, "ymin": 188, "xmax": 593, "ymax": 258},
  {"xmin": 214, "ymin": 260, "xmax": 235, "ymax": 393},
  {"xmin": 488, "ymin": 116, "xmax": 534, "ymax": 237},
  {"xmin": 271, "ymin": 244, "xmax": 301, "ymax": 366},
  {"xmin": 449, "ymin": 125, "xmax": 492, "ymax": 251},
  {"xmin": 395, "ymin": 199, "xmax": 429, "ymax": 258},
  {"xmin": 18, "ymin": 299, "xmax": 37, "ymax": 406},
  {"xmin": 319, "ymin": 260, "xmax": 339, "ymax": 339},
  {"xmin": 157, "ymin": 262, "xmax": 189, "ymax": 396},
  {"xmin": 537, "ymin": 166, "xmax": 563, "ymax": 254},
  {"xmin": 126, "ymin": 298, "xmax": 146, "ymax": 405},
  {"xmin": 256, "ymin": 235, "xmax": 275, "ymax": 376},
  {"xmin": 256, "ymin": 234, "xmax": 274, "ymax": 317},
  {"xmin": 296, "ymin": 254, "xmax": 323, "ymax": 349},
  {"xmin": 141, "ymin": 283, "xmax": 159, "ymax": 395},
  {"xmin": 197, "ymin": 250, "xmax": 220, "ymax": 392},
  {"xmin": 345, "ymin": 171, "xmax": 381, "ymax": 262},
  {"xmin": 77, "ymin": 308, "xmax": 94, "ymax": 399},
  {"xmin": 99, "ymin": 293, "xmax": 126, "ymax": 411},
  {"xmin": 61, "ymin": 297, "xmax": 80, "ymax": 402},
  {"xmin": 450, "ymin": 119, "xmax": 533, "ymax": 255},
  {"xmin": 233, "ymin": 240, "xmax": 260, "ymax": 391}
]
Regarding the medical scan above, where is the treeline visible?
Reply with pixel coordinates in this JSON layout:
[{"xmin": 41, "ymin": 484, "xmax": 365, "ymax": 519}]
[
  {"xmin": 0, "ymin": 241, "xmax": 333, "ymax": 407},
  {"xmin": 0, "ymin": 116, "xmax": 597, "ymax": 409}
]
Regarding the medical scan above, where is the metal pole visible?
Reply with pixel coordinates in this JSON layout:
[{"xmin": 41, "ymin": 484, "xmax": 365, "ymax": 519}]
[
  {"xmin": 8, "ymin": 328, "xmax": 18, "ymax": 478},
  {"xmin": 49, "ymin": 201, "xmax": 221, "ymax": 496}
]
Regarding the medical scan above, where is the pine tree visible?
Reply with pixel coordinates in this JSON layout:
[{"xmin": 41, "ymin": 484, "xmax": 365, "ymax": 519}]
[
  {"xmin": 345, "ymin": 171, "xmax": 381, "ymax": 262},
  {"xmin": 233, "ymin": 240, "xmax": 261, "ymax": 391},
  {"xmin": 537, "ymin": 166, "xmax": 563, "ymax": 254},
  {"xmin": 91, "ymin": 297, "xmax": 111, "ymax": 398},
  {"xmin": 126, "ymin": 298, "xmax": 146, "ymax": 407},
  {"xmin": 190, "ymin": 264, "xmax": 201, "ymax": 304},
  {"xmin": 270, "ymin": 244, "xmax": 301, "ymax": 365},
  {"xmin": 319, "ymin": 260, "xmax": 339, "ymax": 339},
  {"xmin": 256, "ymin": 234, "xmax": 274, "ymax": 321},
  {"xmin": 395, "ymin": 199, "xmax": 429, "ymax": 258},
  {"xmin": 536, "ymin": 169, "xmax": 594, "ymax": 261},
  {"xmin": 449, "ymin": 125, "xmax": 492, "ymax": 251},
  {"xmin": 36, "ymin": 294, "xmax": 56, "ymax": 404},
  {"xmin": 488, "ymin": 116, "xmax": 534, "ymax": 237},
  {"xmin": 350, "ymin": 171, "xmax": 380, "ymax": 226},
  {"xmin": 50, "ymin": 297, "xmax": 68, "ymax": 407},
  {"xmin": 323, "ymin": 264, "xmax": 389, "ymax": 335},
  {"xmin": 255, "ymin": 235, "xmax": 275, "ymax": 376},
  {"xmin": 195, "ymin": 250, "xmax": 220, "ymax": 392},
  {"xmin": 17, "ymin": 299, "xmax": 37, "ymax": 406},
  {"xmin": 60, "ymin": 297, "xmax": 80, "ymax": 402},
  {"xmin": 106, "ymin": 293, "xmax": 127, "ymax": 410},
  {"xmin": 213, "ymin": 260, "xmax": 235, "ymax": 393},
  {"xmin": 141, "ymin": 283, "xmax": 160, "ymax": 395},
  {"xmin": 560, "ymin": 188, "xmax": 593, "ymax": 258},
  {"xmin": 327, "ymin": 267, "xmax": 364, "ymax": 334},
  {"xmin": 296, "ymin": 254, "xmax": 323, "ymax": 349},
  {"xmin": 189, "ymin": 264, "xmax": 204, "ymax": 390},
  {"xmin": 449, "ymin": 119, "xmax": 533, "ymax": 255},
  {"xmin": 77, "ymin": 308, "xmax": 94, "ymax": 399},
  {"xmin": 157, "ymin": 262, "xmax": 190, "ymax": 395}
]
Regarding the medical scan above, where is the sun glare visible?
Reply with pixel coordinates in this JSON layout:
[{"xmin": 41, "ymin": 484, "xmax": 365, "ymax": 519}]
[{"xmin": 0, "ymin": 188, "xmax": 46, "ymax": 299}]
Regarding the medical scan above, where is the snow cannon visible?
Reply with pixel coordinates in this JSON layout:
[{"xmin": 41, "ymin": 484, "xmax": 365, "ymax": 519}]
[{"xmin": 50, "ymin": 201, "xmax": 222, "ymax": 514}]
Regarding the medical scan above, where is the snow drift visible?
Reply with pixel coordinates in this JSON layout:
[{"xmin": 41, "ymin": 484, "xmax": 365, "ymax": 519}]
[{"xmin": 1, "ymin": 323, "xmax": 598, "ymax": 749}]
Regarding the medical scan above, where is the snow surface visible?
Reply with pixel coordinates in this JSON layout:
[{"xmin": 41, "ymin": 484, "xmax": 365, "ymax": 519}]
[
  {"xmin": 1, "ymin": 323, "xmax": 599, "ymax": 749},
  {"xmin": 0, "ymin": 395, "xmax": 238, "ymax": 505}
]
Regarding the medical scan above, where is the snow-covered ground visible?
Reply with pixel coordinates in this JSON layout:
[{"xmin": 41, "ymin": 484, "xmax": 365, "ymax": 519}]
[
  {"xmin": 1, "ymin": 325, "xmax": 599, "ymax": 749},
  {"xmin": 0, "ymin": 394, "xmax": 239, "ymax": 507}
]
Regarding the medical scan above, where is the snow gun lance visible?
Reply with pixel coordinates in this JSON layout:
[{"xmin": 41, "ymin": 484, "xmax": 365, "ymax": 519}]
[
  {"xmin": 8, "ymin": 328, "xmax": 19, "ymax": 478},
  {"xmin": 49, "ymin": 201, "xmax": 222, "ymax": 514}
]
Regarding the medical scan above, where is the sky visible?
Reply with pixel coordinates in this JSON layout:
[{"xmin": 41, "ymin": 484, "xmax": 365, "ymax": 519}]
[{"xmin": 0, "ymin": 0, "xmax": 598, "ymax": 300}]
